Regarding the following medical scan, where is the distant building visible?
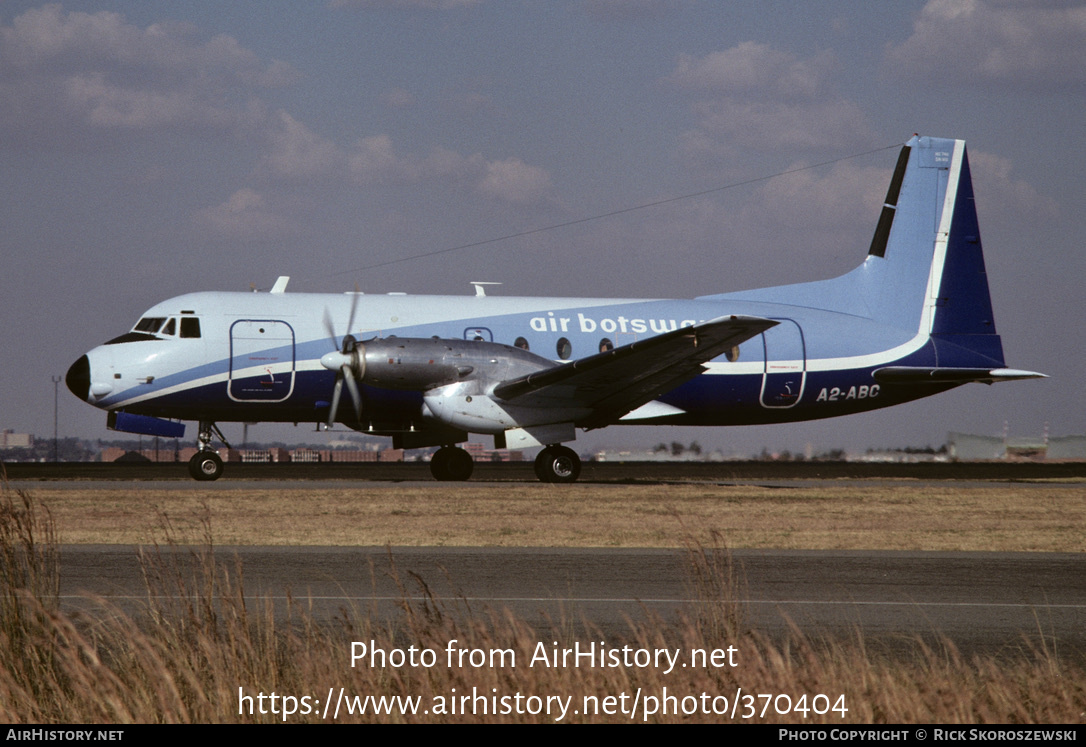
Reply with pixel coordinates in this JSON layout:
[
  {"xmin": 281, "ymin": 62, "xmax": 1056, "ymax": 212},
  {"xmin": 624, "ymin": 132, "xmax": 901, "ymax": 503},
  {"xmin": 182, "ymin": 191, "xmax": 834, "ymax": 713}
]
[
  {"xmin": 427, "ymin": 443, "xmax": 523, "ymax": 463},
  {"xmin": 329, "ymin": 450, "xmax": 377, "ymax": 462},
  {"xmin": 592, "ymin": 449, "xmax": 721, "ymax": 462},
  {"xmin": 1, "ymin": 430, "xmax": 33, "ymax": 448},
  {"xmin": 1047, "ymin": 436, "xmax": 1086, "ymax": 460},
  {"xmin": 103, "ymin": 444, "xmax": 182, "ymax": 463},
  {"xmin": 851, "ymin": 450, "xmax": 947, "ymax": 463},
  {"xmin": 948, "ymin": 432, "xmax": 1018, "ymax": 461},
  {"xmin": 948, "ymin": 432, "xmax": 1086, "ymax": 461},
  {"xmin": 225, "ymin": 448, "xmax": 291, "ymax": 463}
]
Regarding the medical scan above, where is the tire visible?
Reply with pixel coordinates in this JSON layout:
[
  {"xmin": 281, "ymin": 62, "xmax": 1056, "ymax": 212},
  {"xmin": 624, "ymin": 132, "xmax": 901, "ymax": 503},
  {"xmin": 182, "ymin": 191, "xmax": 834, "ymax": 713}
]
[
  {"xmin": 429, "ymin": 448, "xmax": 450, "ymax": 480},
  {"xmin": 534, "ymin": 445, "xmax": 581, "ymax": 484},
  {"xmin": 188, "ymin": 451, "xmax": 224, "ymax": 481},
  {"xmin": 430, "ymin": 446, "xmax": 474, "ymax": 481}
]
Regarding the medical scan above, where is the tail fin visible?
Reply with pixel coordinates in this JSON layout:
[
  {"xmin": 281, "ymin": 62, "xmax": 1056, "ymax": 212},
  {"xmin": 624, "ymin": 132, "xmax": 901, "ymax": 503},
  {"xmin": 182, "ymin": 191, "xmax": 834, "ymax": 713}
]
[
  {"xmin": 703, "ymin": 135, "xmax": 1007, "ymax": 367},
  {"xmin": 858, "ymin": 136, "xmax": 1003, "ymax": 365}
]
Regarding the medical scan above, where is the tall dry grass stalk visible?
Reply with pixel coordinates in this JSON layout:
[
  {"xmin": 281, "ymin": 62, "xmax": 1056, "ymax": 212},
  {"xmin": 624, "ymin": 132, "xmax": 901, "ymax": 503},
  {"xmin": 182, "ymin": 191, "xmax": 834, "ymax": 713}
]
[
  {"xmin": 0, "ymin": 473, "xmax": 61, "ymax": 717},
  {"xmin": 0, "ymin": 482, "xmax": 1082, "ymax": 723}
]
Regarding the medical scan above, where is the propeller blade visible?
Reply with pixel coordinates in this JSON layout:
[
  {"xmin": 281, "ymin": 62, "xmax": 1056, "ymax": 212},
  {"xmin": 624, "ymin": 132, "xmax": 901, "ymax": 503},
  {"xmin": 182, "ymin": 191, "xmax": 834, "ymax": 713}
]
[
  {"xmin": 324, "ymin": 283, "xmax": 364, "ymax": 428},
  {"xmin": 328, "ymin": 376, "xmax": 344, "ymax": 428},
  {"xmin": 343, "ymin": 366, "xmax": 362, "ymax": 421},
  {"xmin": 343, "ymin": 283, "xmax": 361, "ymax": 352},
  {"xmin": 323, "ymin": 307, "xmax": 339, "ymax": 352},
  {"xmin": 345, "ymin": 284, "xmax": 362, "ymax": 345}
]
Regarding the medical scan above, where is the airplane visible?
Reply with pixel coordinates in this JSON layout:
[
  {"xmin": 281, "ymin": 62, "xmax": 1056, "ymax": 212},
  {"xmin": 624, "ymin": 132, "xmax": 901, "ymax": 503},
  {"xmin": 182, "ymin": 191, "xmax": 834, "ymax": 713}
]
[{"xmin": 65, "ymin": 135, "xmax": 1044, "ymax": 483}]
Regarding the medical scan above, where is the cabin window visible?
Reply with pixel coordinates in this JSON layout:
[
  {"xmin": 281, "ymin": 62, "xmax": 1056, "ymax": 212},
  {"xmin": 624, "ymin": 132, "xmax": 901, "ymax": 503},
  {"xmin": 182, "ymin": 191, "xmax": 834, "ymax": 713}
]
[
  {"xmin": 180, "ymin": 317, "xmax": 201, "ymax": 339},
  {"xmin": 514, "ymin": 337, "xmax": 530, "ymax": 351},
  {"xmin": 599, "ymin": 338, "xmax": 614, "ymax": 353},
  {"xmin": 556, "ymin": 337, "xmax": 572, "ymax": 360},
  {"xmin": 725, "ymin": 345, "xmax": 740, "ymax": 362}
]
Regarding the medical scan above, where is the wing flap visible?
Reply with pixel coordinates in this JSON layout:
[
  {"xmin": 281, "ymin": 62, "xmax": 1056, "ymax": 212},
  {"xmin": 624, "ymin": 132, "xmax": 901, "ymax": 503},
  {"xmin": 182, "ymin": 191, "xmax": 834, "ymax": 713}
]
[{"xmin": 494, "ymin": 315, "xmax": 777, "ymax": 426}]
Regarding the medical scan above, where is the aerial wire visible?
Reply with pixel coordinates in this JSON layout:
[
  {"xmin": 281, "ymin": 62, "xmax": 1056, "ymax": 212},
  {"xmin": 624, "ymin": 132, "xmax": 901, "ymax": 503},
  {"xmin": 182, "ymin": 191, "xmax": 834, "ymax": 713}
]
[{"xmin": 298, "ymin": 142, "xmax": 902, "ymax": 286}]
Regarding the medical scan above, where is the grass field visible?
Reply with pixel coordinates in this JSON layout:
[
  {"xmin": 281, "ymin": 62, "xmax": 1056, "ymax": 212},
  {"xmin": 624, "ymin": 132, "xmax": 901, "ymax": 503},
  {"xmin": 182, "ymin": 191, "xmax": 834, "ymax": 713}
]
[
  {"xmin": 29, "ymin": 481, "xmax": 1086, "ymax": 552},
  {"xmin": 3, "ymin": 476, "xmax": 1085, "ymax": 723}
]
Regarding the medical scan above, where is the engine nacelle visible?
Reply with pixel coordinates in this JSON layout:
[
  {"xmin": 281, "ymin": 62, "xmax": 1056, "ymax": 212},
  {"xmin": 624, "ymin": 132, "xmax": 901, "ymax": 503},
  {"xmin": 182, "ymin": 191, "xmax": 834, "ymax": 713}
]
[
  {"xmin": 422, "ymin": 382, "xmax": 592, "ymax": 434},
  {"xmin": 358, "ymin": 337, "xmax": 552, "ymax": 391}
]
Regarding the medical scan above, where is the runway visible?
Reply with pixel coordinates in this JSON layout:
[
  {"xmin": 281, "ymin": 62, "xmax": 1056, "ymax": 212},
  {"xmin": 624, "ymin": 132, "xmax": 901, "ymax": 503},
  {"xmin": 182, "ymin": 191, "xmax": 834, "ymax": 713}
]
[
  {"xmin": 58, "ymin": 545, "xmax": 1086, "ymax": 661},
  {"xmin": 8, "ymin": 460, "xmax": 1086, "ymax": 483},
  {"xmin": 15, "ymin": 461, "xmax": 1084, "ymax": 661}
]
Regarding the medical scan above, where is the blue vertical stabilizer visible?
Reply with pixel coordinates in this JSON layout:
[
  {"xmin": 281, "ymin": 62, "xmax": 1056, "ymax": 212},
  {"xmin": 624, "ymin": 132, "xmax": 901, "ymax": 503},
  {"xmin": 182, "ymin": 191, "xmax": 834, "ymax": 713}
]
[{"xmin": 701, "ymin": 136, "xmax": 1006, "ymax": 367}]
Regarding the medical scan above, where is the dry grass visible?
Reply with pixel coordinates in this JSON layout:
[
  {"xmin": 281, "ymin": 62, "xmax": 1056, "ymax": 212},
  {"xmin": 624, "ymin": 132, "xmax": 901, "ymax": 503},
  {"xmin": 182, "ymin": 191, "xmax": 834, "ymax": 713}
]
[
  {"xmin": 1, "ymin": 483, "xmax": 1084, "ymax": 723},
  {"xmin": 30, "ymin": 482, "xmax": 1086, "ymax": 551}
]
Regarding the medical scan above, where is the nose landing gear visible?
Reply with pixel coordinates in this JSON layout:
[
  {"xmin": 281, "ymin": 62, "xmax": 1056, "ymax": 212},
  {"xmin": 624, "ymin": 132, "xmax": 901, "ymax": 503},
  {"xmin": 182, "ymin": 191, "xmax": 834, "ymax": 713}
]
[
  {"xmin": 188, "ymin": 450, "xmax": 224, "ymax": 481},
  {"xmin": 187, "ymin": 421, "xmax": 231, "ymax": 481}
]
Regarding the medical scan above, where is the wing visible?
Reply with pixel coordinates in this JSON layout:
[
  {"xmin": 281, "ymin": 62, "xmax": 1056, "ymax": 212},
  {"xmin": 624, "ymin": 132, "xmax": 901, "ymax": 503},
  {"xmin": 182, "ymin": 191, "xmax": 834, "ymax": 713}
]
[{"xmin": 493, "ymin": 315, "xmax": 777, "ymax": 428}]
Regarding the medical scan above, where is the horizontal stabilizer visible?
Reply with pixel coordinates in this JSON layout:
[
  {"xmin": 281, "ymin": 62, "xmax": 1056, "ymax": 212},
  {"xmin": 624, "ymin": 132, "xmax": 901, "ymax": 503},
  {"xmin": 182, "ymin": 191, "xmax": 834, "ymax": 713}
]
[
  {"xmin": 494, "ymin": 314, "xmax": 776, "ymax": 427},
  {"xmin": 873, "ymin": 367, "xmax": 1047, "ymax": 385}
]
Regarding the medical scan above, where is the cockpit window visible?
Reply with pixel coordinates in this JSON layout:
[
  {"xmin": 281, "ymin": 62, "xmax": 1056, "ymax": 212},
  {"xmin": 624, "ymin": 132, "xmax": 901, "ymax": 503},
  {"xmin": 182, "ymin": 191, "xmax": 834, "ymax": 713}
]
[
  {"xmin": 134, "ymin": 317, "xmax": 166, "ymax": 333},
  {"xmin": 104, "ymin": 332, "xmax": 159, "ymax": 345},
  {"xmin": 180, "ymin": 317, "xmax": 201, "ymax": 338},
  {"xmin": 161, "ymin": 318, "xmax": 176, "ymax": 336}
]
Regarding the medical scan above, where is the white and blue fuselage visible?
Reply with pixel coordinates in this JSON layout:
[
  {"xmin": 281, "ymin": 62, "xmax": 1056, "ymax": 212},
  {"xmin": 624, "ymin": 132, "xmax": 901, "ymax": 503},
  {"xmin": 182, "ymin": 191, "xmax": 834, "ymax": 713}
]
[{"xmin": 66, "ymin": 136, "xmax": 1043, "ymax": 482}]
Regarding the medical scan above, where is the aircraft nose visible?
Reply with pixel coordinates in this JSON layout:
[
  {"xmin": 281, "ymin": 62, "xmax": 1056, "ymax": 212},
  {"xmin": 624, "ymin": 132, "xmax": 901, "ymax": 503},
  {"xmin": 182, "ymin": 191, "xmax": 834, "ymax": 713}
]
[{"xmin": 66, "ymin": 355, "xmax": 91, "ymax": 402}]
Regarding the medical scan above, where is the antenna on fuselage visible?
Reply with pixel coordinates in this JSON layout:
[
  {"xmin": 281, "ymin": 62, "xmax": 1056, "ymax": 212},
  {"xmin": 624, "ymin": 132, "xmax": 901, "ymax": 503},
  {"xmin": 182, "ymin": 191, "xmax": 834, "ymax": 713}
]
[{"xmin": 470, "ymin": 281, "xmax": 501, "ymax": 297}]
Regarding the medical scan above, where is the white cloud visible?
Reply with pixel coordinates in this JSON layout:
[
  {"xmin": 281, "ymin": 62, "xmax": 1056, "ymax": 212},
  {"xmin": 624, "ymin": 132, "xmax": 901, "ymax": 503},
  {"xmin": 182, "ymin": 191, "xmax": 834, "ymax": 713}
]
[
  {"xmin": 330, "ymin": 0, "xmax": 482, "ymax": 9},
  {"xmin": 477, "ymin": 158, "xmax": 554, "ymax": 204},
  {"xmin": 346, "ymin": 134, "xmax": 554, "ymax": 205},
  {"xmin": 62, "ymin": 72, "xmax": 265, "ymax": 131},
  {"xmin": 968, "ymin": 150, "xmax": 1058, "ymax": 219},
  {"xmin": 383, "ymin": 87, "xmax": 416, "ymax": 109},
  {"xmin": 581, "ymin": 0, "xmax": 690, "ymax": 21},
  {"xmin": 886, "ymin": 0, "xmax": 1086, "ymax": 89},
  {"xmin": 0, "ymin": 5, "xmax": 295, "ymax": 143},
  {"xmin": 347, "ymin": 134, "xmax": 424, "ymax": 182},
  {"xmin": 741, "ymin": 160, "xmax": 888, "ymax": 234},
  {"xmin": 667, "ymin": 42, "xmax": 873, "ymax": 157},
  {"xmin": 194, "ymin": 188, "xmax": 293, "ymax": 240},
  {"xmin": 263, "ymin": 111, "xmax": 344, "ymax": 179},
  {"xmin": 670, "ymin": 42, "xmax": 835, "ymax": 100},
  {"xmin": 688, "ymin": 98, "xmax": 872, "ymax": 153}
]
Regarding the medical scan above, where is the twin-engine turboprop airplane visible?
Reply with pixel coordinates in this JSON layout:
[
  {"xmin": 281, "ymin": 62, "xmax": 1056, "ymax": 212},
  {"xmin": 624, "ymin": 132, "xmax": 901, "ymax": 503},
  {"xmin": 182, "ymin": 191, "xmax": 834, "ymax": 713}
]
[{"xmin": 66, "ymin": 135, "xmax": 1044, "ymax": 482}]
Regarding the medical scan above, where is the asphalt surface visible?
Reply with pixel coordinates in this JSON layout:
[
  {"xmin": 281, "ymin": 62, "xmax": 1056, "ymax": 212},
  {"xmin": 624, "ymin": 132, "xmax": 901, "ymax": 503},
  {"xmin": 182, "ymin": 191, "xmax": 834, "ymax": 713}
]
[
  {"xmin": 12, "ymin": 460, "xmax": 1084, "ymax": 662},
  {"xmin": 58, "ymin": 545, "xmax": 1086, "ymax": 662},
  {"xmin": 7, "ymin": 460, "xmax": 1086, "ymax": 482}
]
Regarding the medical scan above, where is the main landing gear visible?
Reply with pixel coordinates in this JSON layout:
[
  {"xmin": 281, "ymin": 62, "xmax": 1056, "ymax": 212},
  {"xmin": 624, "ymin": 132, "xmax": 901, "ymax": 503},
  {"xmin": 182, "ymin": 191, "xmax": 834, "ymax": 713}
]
[
  {"xmin": 429, "ymin": 443, "xmax": 582, "ymax": 483},
  {"xmin": 534, "ymin": 445, "xmax": 581, "ymax": 484},
  {"xmin": 187, "ymin": 421, "xmax": 231, "ymax": 481},
  {"xmin": 430, "ymin": 445, "xmax": 474, "ymax": 481}
]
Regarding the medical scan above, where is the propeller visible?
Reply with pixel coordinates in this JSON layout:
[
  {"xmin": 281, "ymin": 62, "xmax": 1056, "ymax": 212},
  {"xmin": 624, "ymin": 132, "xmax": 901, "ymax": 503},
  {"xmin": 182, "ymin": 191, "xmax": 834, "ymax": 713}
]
[{"xmin": 320, "ymin": 286, "xmax": 365, "ymax": 427}]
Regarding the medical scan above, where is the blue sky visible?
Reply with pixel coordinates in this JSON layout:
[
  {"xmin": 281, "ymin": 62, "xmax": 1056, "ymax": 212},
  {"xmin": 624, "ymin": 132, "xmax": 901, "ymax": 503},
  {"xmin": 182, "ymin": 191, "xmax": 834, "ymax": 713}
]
[{"xmin": 2, "ymin": 1, "xmax": 1083, "ymax": 454}]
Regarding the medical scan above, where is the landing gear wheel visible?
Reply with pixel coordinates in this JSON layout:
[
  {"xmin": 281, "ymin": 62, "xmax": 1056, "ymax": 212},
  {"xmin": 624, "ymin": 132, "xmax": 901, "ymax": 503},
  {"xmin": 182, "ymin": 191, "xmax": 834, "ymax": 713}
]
[
  {"xmin": 430, "ymin": 446, "xmax": 474, "ymax": 481},
  {"xmin": 188, "ymin": 451, "xmax": 224, "ymax": 481},
  {"xmin": 534, "ymin": 445, "xmax": 581, "ymax": 484}
]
